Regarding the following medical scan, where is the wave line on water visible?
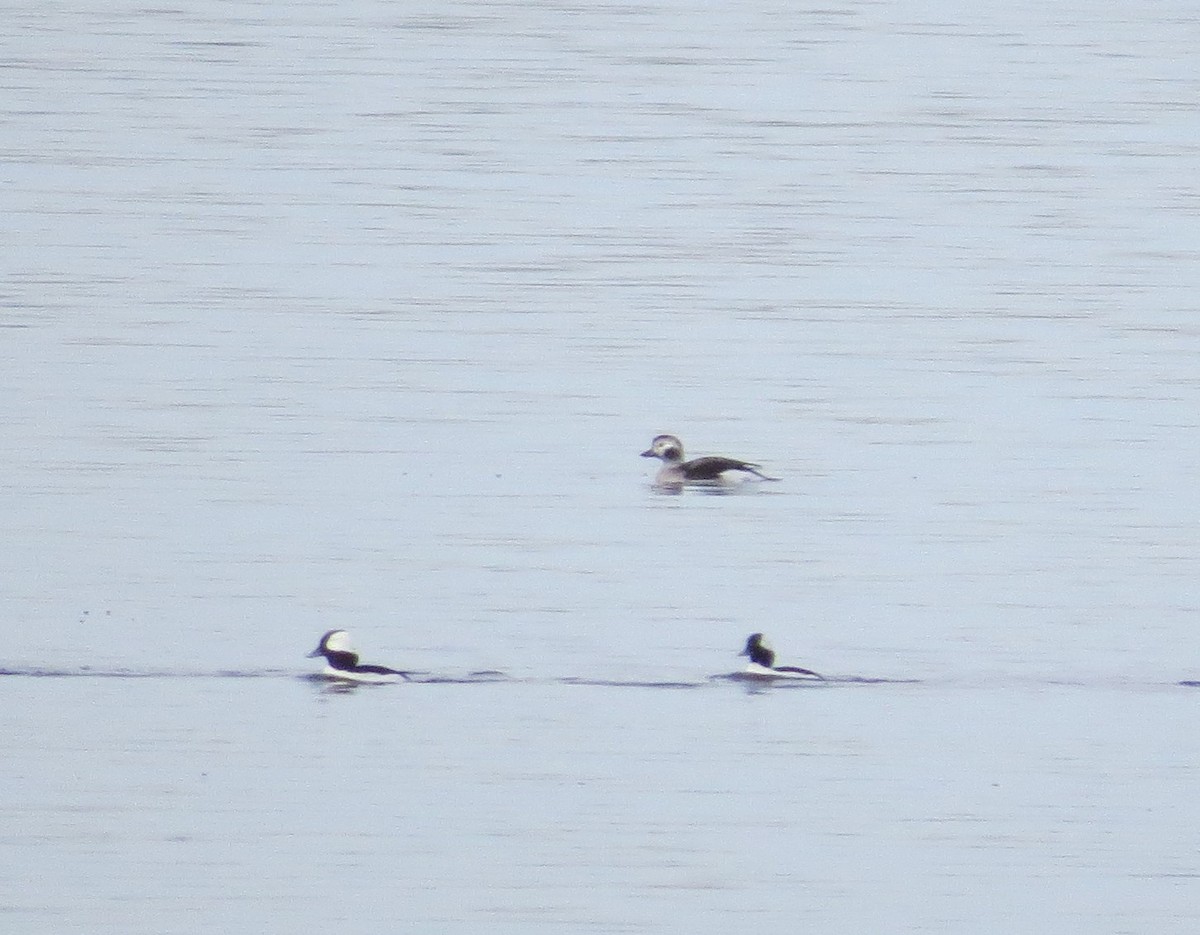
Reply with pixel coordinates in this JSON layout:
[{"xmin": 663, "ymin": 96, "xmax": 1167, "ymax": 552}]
[
  {"xmin": 0, "ymin": 667, "xmax": 293, "ymax": 679},
  {"xmin": 557, "ymin": 677, "xmax": 708, "ymax": 689}
]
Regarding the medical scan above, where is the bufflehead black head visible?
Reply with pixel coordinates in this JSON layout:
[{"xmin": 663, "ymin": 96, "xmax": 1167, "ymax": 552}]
[
  {"xmin": 640, "ymin": 434, "xmax": 779, "ymax": 487},
  {"xmin": 307, "ymin": 629, "xmax": 410, "ymax": 683},
  {"xmin": 739, "ymin": 632, "xmax": 775, "ymax": 667},
  {"xmin": 308, "ymin": 629, "xmax": 353, "ymax": 660},
  {"xmin": 738, "ymin": 632, "xmax": 823, "ymax": 681}
]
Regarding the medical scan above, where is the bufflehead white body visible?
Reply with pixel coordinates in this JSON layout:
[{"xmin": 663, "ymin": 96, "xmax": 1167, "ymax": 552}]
[
  {"xmin": 640, "ymin": 434, "xmax": 778, "ymax": 489},
  {"xmin": 739, "ymin": 632, "xmax": 823, "ymax": 681},
  {"xmin": 307, "ymin": 629, "xmax": 410, "ymax": 684}
]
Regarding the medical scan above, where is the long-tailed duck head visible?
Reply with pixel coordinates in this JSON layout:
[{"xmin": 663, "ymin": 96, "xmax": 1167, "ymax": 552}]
[{"xmin": 640, "ymin": 434, "xmax": 685, "ymax": 463}]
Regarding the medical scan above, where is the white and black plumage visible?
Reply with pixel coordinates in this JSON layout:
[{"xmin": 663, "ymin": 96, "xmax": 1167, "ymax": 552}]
[
  {"xmin": 738, "ymin": 632, "xmax": 823, "ymax": 681},
  {"xmin": 306, "ymin": 629, "xmax": 411, "ymax": 683},
  {"xmin": 640, "ymin": 434, "xmax": 778, "ymax": 488}
]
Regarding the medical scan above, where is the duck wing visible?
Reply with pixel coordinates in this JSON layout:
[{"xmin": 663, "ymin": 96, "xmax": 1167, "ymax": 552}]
[
  {"xmin": 353, "ymin": 664, "xmax": 413, "ymax": 679},
  {"xmin": 773, "ymin": 665, "xmax": 823, "ymax": 679},
  {"xmin": 681, "ymin": 456, "xmax": 776, "ymax": 481}
]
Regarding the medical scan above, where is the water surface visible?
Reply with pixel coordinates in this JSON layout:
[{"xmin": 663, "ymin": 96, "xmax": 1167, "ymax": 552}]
[{"xmin": 4, "ymin": 1, "xmax": 1200, "ymax": 931}]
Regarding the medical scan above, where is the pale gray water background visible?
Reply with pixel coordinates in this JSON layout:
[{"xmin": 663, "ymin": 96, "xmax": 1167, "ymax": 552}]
[{"xmin": 3, "ymin": 0, "xmax": 1200, "ymax": 931}]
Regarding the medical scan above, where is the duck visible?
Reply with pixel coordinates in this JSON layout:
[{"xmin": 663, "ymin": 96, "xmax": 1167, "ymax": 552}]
[
  {"xmin": 738, "ymin": 632, "xmax": 823, "ymax": 681},
  {"xmin": 640, "ymin": 434, "xmax": 778, "ymax": 488},
  {"xmin": 306, "ymin": 630, "xmax": 411, "ymax": 683}
]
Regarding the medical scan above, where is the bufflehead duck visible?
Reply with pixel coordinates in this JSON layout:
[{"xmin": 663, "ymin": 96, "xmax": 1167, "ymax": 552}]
[
  {"xmin": 307, "ymin": 630, "xmax": 411, "ymax": 683},
  {"xmin": 739, "ymin": 632, "xmax": 823, "ymax": 681},
  {"xmin": 640, "ymin": 434, "xmax": 778, "ymax": 488}
]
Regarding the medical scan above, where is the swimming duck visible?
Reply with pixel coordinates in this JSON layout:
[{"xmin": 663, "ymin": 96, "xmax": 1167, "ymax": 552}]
[
  {"xmin": 640, "ymin": 434, "xmax": 778, "ymax": 488},
  {"xmin": 739, "ymin": 632, "xmax": 823, "ymax": 680},
  {"xmin": 306, "ymin": 630, "xmax": 411, "ymax": 683}
]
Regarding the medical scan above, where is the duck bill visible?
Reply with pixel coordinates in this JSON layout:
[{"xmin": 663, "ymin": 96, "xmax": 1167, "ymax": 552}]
[
  {"xmin": 640, "ymin": 449, "xmax": 656, "ymax": 457},
  {"xmin": 306, "ymin": 647, "xmax": 323, "ymax": 658}
]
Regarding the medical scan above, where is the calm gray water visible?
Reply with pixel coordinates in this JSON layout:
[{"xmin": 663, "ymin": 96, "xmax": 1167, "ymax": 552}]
[{"xmin": 4, "ymin": 1, "xmax": 1200, "ymax": 931}]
